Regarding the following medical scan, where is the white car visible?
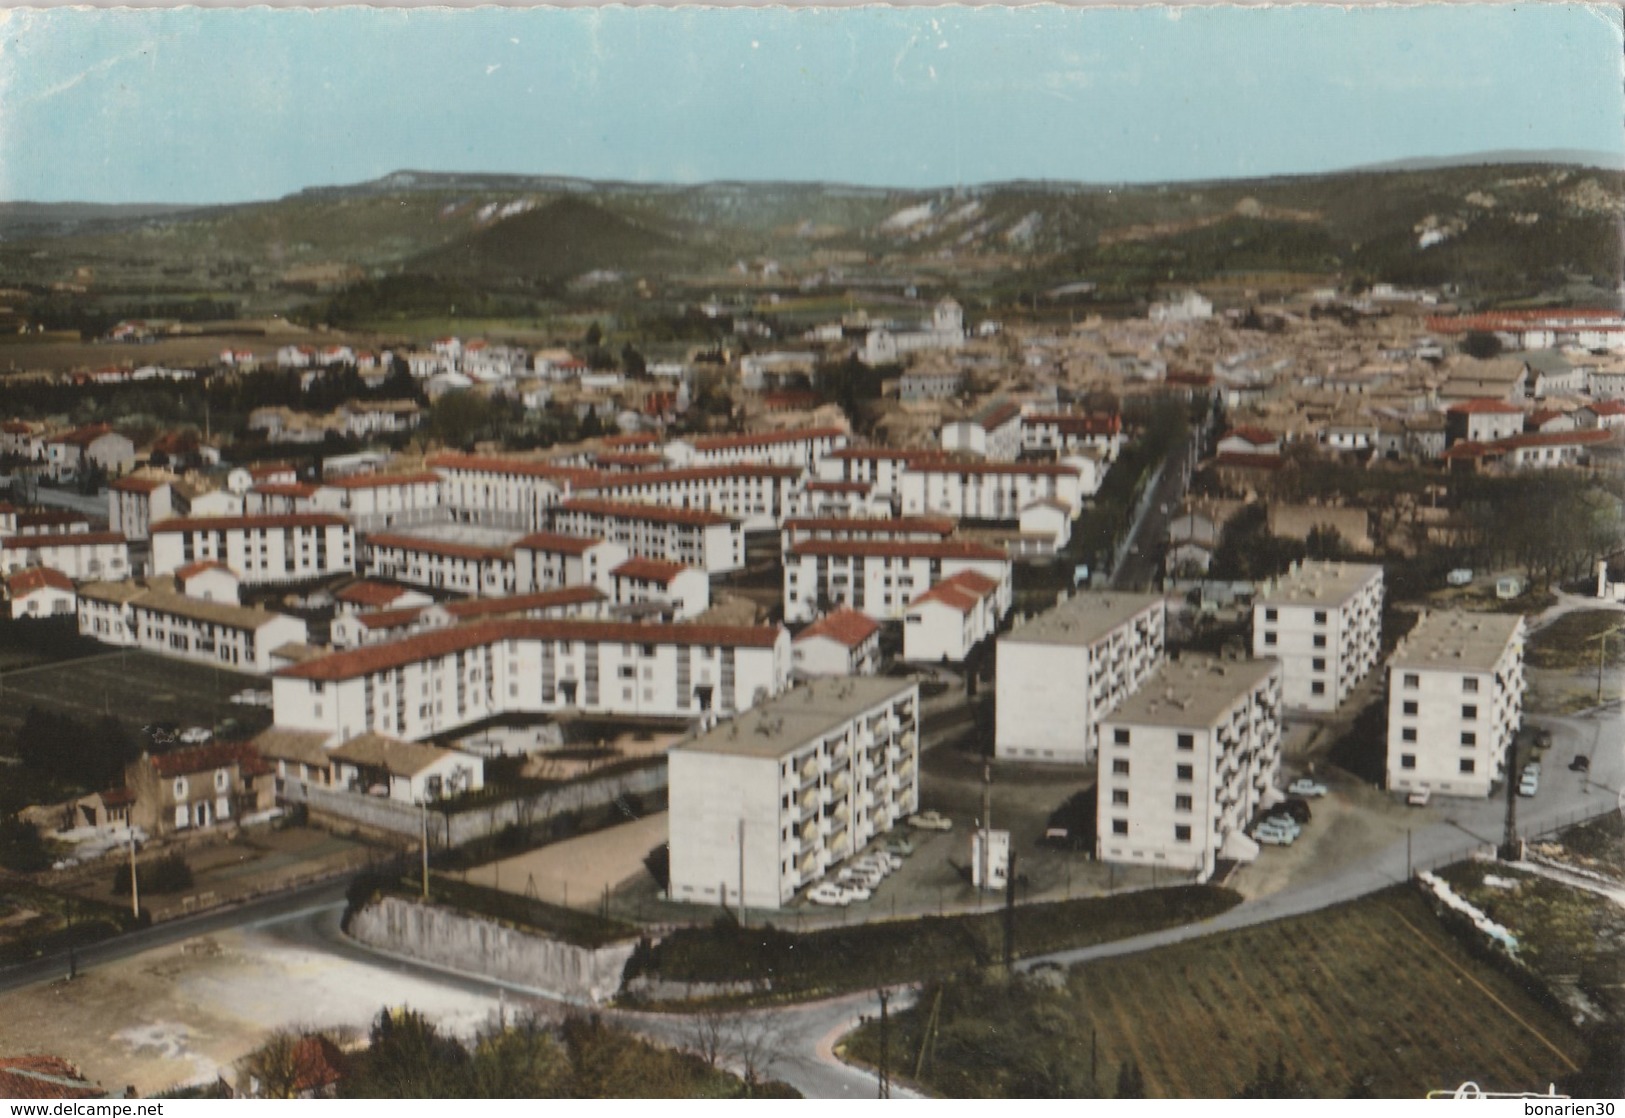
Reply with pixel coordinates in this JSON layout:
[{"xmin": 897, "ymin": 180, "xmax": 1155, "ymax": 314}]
[
  {"xmin": 908, "ymin": 811, "xmax": 954, "ymax": 832},
  {"xmin": 838, "ymin": 884, "xmax": 872, "ymax": 904},
  {"xmin": 807, "ymin": 883, "xmax": 850, "ymax": 907},
  {"xmin": 863, "ymin": 850, "xmax": 903, "ymax": 871},
  {"xmin": 838, "ymin": 866, "xmax": 884, "ymax": 889},
  {"xmin": 1287, "ymin": 779, "xmax": 1328, "ymax": 798},
  {"xmin": 1255, "ymin": 828, "xmax": 1295, "ymax": 846},
  {"xmin": 178, "ymin": 727, "xmax": 213, "ymax": 745},
  {"xmin": 848, "ymin": 858, "xmax": 891, "ymax": 879},
  {"xmin": 1519, "ymin": 772, "xmax": 1539, "ymax": 798}
]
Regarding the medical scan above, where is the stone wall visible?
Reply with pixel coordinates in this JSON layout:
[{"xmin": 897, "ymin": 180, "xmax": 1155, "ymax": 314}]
[{"xmin": 348, "ymin": 893, "xmax": 638, "ymax": 1004}]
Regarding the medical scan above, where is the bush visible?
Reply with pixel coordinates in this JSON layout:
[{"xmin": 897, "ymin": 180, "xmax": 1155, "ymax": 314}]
[
  {"xmin": 112, "ymin": 853, "xmax": 193, "ymax": 896},
  {"xmin": 0, "ymin": 815, "xmax": 49, "ymax": 873}
]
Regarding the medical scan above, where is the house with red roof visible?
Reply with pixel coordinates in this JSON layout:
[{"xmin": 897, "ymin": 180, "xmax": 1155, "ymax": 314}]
[
  {"xmin": 783, "ymin": 537, "xmax": 1012, "ymax": 624},
  {"xmin": 608, "ymin": 557, "xmax": 710, "ymax": 620},
  {"xmin": 1525, "ymin": 408, "xmax": 1577, "ymax": 435},
  {"xmin": 1021, "ymin": 411, "xmax": 1123, "ymax": 461},
  {"xmin": 6, "ymin": 566, "xmax": 76, "ymax": 619},
  {"xmin": 1216, "ymin": 426, "xmax": 1283, "ymax": 457},
  {"xmin": 333, "ymin": 579, "xmax": 434, "ymax": 615},
  {"xmin": 237, "ymin": 1033, "xmax": 350, "ymax": 1099},
  {"xmin": 940, "ymin": 399, "xmax": 1024, "ymax": 462},
  {"xmin": 551, "ymin": 497, "xmax": 744, "ymax": 574},
  {"xmin": 151, "ymin": 514, "xmax": 355, "ymax": 586},
  {"xmin": 1445, "ymin": 398, "xmax": 1527, "ymax": 446},
  {"xmin": 311, "ymin": 470, "xmax": 442, "ymax": 531},
  {"xmin": 362, "ymin": 532, "xmax": 515, "ymax": 598},
  {"xmin": 512, "ymin": 530, "xmax": 629, "ymax": 595},
  {"xmin": 792, "ymin": 608, "xmax": 881, "ymax": 678},
  {"xmin": 44, "ymin": 424, "xmax": 134, "ymax": 482},
  {"xmin": 0, "ymin": 531, "xmax": 129, "ymax": 581},
  {"xmin": 124, "ymin": 740, "xmax": 275, "ymax": 835},
  {"xmin": 0, "ymin": 1056, "xmax": 108, "ymax": 1099},
  {"xmin": 903, "ymin": 570, "xmax": 1003, "ymax": 664},
  {"xmin": 1574, "ymin": 399, "xmax": 1625, "ymax": 431},
  {"xmin": 174, "ymin": 559, "xmax": 241, "ymax": 604}
]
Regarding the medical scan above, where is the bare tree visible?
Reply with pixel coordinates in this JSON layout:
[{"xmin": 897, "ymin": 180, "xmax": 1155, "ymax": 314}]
[
  {"xmin": 683, "ymin": 1007, "xmax": 730, "ymax": 1070},
  {"xmin": 238, "ymin": 1029, "xmax": 307, "ymax": 1099}
]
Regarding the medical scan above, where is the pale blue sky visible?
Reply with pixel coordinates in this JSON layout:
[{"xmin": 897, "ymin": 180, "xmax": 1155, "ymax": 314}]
[{"xmin": 0, "ymin": 3, "xmax": 1620, "ymax": 203}]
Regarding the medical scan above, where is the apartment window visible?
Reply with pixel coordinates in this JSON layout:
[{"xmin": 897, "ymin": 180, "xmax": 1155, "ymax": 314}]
[
  {"xmin": 1113, "ymin": 728, "xmax": 1130, "ymax": 745},
  {"xmin": 1402, "ymin": 727, "xmax": 1417, "ymax": 743},
  {"xmin": 1313, "ymin": 634, "xmax": 1327, "ymax": 649},
  {"xmin": 1314, "ymin": 610, "xmax": 1328, "ymax": 625},
  {"xmin": 1175, "ymin": 794, "xmax": 1193, "ymax": 812},
  {"xmin": 1264, "ymin": 608, "xmax": 1278, "ymax": 622},
  {"xmin": 1111, "ymin": 819, "xmax": 1128, "ymax": 836},
  {"xmin": 1111, "ymin": 759, "xmax": 1130, "ymax": 775},
  {"xmin": 1175, "ymin": 825, "xmax": 1192, "ymax": 843},
  {"xmin": 1461, "ymin": 732, "xmax": 1477, "ymax": 746},
  {"xmin": 1263, "ymin": 631, "xmax": 1277, "ymax": 647},
  {"xmin": 1401, "ymin": 754, "xmax": 1417, "ymax": 770},
  {"xmin": 1111, "ymin": 789, "xmax": 1129, "ymax": 806},
  {"xmin": 1459, "ymin": 759, "xmax": 1476, "ymax": 775},
  {"xmin": 1312, "ymin": 658, "xmax": 1326, "ymax": 672},
  {"xmin": 1403, "ymin": 673, "xmax": 1419, "ymax": 690},
  {"xmin": 1403, "ymin": 701, "xmax": 1418, "ymax": 716},
  {"xmin": 1176, "ymin": 733, "xmax": 1194, "ymax": 752},
  {"xmin": 1311, "ymin": 682, "xmax": 1326, "ymax": 696},
  {"xmin": 1176, "ymin": 764, "xmax": 1193, "ymax": 782},
  {"xmin": 1463, "ymin": 678, "xmax": 1479, "ymax": 694},
  {"xmin": 1462, "ymin": 705, "xmax": 1478, "ymax": 720}
]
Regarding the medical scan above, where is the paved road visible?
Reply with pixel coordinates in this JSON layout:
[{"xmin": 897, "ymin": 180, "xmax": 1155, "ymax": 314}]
[{"xmin": 1110, "ymin": 427, "xmax": 1199, "ymax": 592}]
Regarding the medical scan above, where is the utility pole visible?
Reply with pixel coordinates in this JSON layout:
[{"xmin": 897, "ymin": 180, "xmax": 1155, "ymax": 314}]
[
  {"xmin": 1500, "ymin": 751, "xmax": 1520, "ymax": 860},
  {"xmin": 877, "ymin": 988, "xmax": 891, "ymax": 1099},
  {"xmin": 128, "ymin": 828, "xmax": 140, "ymax": 919},
  {"xmin": 738, "ymin": 817, "xmax": 747, "ymax": 930},
  {"xmin": 420, "ymin": 800, "xmax": 429, "ymax": 900},
  {"xmin": 1003, "ymin": 850, "xmax": 1018, "ymax": 968}
]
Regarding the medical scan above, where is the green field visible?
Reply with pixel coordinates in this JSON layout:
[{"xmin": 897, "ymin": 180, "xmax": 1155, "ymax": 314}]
[
  {"xmin": 846, "ymin": 887, "xmax": 1591, "ymax": 1098},
  {"xmin": 1527, "ymin": 610, "xmax": 1625, "ymax": 672},
  {"xmin": 0, "ymin": 648, "xmax": 270, "ymax": 739}
]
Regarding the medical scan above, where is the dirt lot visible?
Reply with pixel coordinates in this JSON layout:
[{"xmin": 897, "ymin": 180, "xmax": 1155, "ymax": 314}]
[
  {"xmin": 464, "ymin": 812, "xmax": 667, "ymax": 910},
  {"xmin": 0, "ymin": 648, "xmax": 270, "ymax": 739}
]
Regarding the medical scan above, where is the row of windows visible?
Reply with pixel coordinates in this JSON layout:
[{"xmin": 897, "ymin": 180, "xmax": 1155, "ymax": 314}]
[
  {"xmin": 1398, "ymin": 754, "xmax": 1476, "ymax": 774},
  {"xmin": 1399, "ymin": 701, "xmax": 1480, "ymax": 719},
  {"xmin": 1112, "ymin": 728, "xmax": 1196, "ymax": 750},
  {"xmin": 1110, "ymin": 819, "xmax": 1193, "ymax": 842},
  {"xmin": 1402, "ymin": 673, "xmax": 1483, "ymax": 692}
]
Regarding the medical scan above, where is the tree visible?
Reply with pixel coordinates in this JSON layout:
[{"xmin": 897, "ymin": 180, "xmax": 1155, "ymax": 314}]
[
  {"xmin": 1462, "ymin": 331, "xmax": 1503, "ymax": 359},
  {"xmin": 584, "ymin": 322, "xmax": 603, "ymax": 348},
  {"xmin": 427, "ymin": 390, "xmax": 494, "ymax": 449},
  {"xmin": 0, "ymin": 814, "xmax": 49, "ymax": 873},
  {"xmin": 467, "ymin": 1018, "xmax": 569, "ymax": 1098},
  {"xmin": 343, "ymin": 1009, "xmax": 471, "ymax": 1098},
  {"xmin": 620, "ymin": 344, "xmax": 647, "ymax": 377},
  {"xmin": 239, "ymin": 1030, "xmax": 309, "ymax": 1099}
]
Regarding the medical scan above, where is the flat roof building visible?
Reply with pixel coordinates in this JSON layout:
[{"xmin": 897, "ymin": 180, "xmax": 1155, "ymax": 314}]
[
  {"xmin": 668, "ymin": 676, "xmax": 919, "ymax": 910},
  {"xmin": 1253, "ymin": 561, "xmax": 1384, "ymax": 712}
]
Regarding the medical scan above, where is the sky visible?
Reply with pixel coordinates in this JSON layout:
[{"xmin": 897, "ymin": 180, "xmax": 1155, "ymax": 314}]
[{"xmin": 0, "ymin": 3, "xmax": 1621, "ymax": 204}]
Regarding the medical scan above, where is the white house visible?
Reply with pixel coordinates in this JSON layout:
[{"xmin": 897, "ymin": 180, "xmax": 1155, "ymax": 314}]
[
  {"xmin": 1573, "ymin": 400, "xmax": 1625, "ymax": 430},
  {"xmin": 1215, "ymin": 427, "xmax": 1282, "ymax": 457},
  {"xmin": 1096, "ymin": 654, "xmax": 1282, "ymax": 882},
  {"xmin": 150, "ymin": 515, "xmax": 355, "ymax": 586},
  {"xmin": 899, "ymin": 460, "xmax": 1094, "ymax": 520},
  {"xmin": 312, "ymin": 472, "xmax": 443, "ymax": 532},
  {"xmin": 815, "ymin": 447, "xmax": 942, "ymax": 508},
  {"xmin": 333, "ymin": 580, "xmax": 435, "ymax": 615},
  {"xmin": 44, "ymin": 425, "xmax": 135, "ymax": 482},
  {"xmin": 513, "ymin": 531, "xmax": 629, "ymax": 595},
  {"xmin": 77, "ymin": 582, "xmax": 308, "ymax": 674},
  {"xmin": 1386, "ymin": 611, "xmax": 1524, "ymax": 799},
  {"xmin": 1020, "ymin": 412, "xmax": 1123, "ymax": 461},
  {"xmin": 608, "ymin": 558, "xmax": 711, "ymax": 620},
  {"xmin": 174, "ymin": 560, "xmax": 241, "ymax": 603},
  {"xmin": 270, "ymin": 619, "xmax": 792, "ymax": 742},
  {"xmin": 430, "ymin": 452, "xmax": 590, "ymax": 532},
  {"xmin": 940, "ymin": 401, "xmax": 1023, "ymax": 462},
  {"xmin": 327, "ymin": 733, "xmax": 484, "ymax": 805},
  {"xmin": 667, "ymin": 676, "xmax": 920, "ymax": 910},
  {"xmin": 995, "ymin": 591, "xmax": 1167, "ymax": 764},
  {"xmin": 1252, "ymin": 561, "xmax": 1384, "ymax": 713},
  {"xmin": 782, "ymin": 538, "xmax": 1012, "ymax": 624},
  {"xmin": 792, "ymin": 608, "xmax": 882, "ymax": 678},
  {"xmin": 108, "ymin": 474, "xmax": 184, "ymax": 542},
  {"xmin": 903, "ymin": 570, "xmax": 1002, "ymax": 663},
  {"xmin": 0, "ymin": 531, "xmax": 129, "ymax": 581},
  {"xmin": 6, "ymin": 567, "xmax": 76, "ymax": 619}
]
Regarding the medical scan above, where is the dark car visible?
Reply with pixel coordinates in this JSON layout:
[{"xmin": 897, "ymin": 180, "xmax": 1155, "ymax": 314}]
[
  {"xmin": 1569, "ymin": 755, "xmax": 1591, "ymax": 773},
  {"xmin": 1274, "ymin": 797, "xmax": 1313, "ymax": 824}
]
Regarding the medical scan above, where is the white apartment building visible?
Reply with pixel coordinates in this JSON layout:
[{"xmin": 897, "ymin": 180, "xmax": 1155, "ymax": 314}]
[
  {"xmin": 78, "ymin": 582, "xmax": 308, "ymax": 674},
  {"xmin": 668, "ymin": 676, "xmax": 920, "ymax": 910},
  {"xmin": 362, "ymin": 533, "xmax": 516, "ymax": 598},
  {"xmin": 608, "ymin": 558, "xmax": 710, "ymax": 619},
  {"xmin": 1020, "ymin": 412, "xmax": 1123, "ymax": 461},
  {"xmin": 793, "ymin": 479, "xmax": 890, "ymax": 519},
  {"xmin": 782, "ymin": 538, "xmax": 1012, "ymax": 624},
  {"xmin": 0, "ymin": 531, "xmax": 129, "ymax": 581},
  {"xmin": 312, "ymin": 472, "xmax": 444, "ymax": 532},
  {"xmin": 270, "ymin": 619, "xmax": 791, "ymax": 743},
  {"xmin": 109, "ymin": 474, "xmax": 184, "ymax": 541},
  {"xmin": 552, "ymin": 498, "xmax": 744, "ymax": 574},
  {"xmin": 328, "ymin": 585, "xmax": 607, "ymax": 648},
  {"xmin": 940, "ymin": 402, "xmax": 1023, "ymax": 462},
  {"xmin": 899, "ymin": 460, "xmax": 1096, "ymax": 521},
  {"xmin": 792, "ymin": 609, "xmax": 881, "ymax": 678},
  {"xmin": 583, "ymin": 465, "xmax": 804, "ymax": 532},
  {"xmin": 513, "ymin": 531, "xmax": 629, "ymax": 595},
  {"xmin": 1386, "ymin": 611, "xmax": 1525, "ymax": 799},
  {"xmin": 430, "ymin": 452, "xmax": 593, "ymax": 531},
  {"xmin": 150, "ymin": 515, "xmax": 355, "ymax": 586},
  {"xmin": 1096, "ymin": 655, "xmax": 1283, "ymax": 882},
  {"xmin": 903, "ymin": 571, "xmax": 1003, "ymax": 664},
  {"xmin": 814, "ymin": 448, "xmax": 941, "ymax": 508},
  {"xmin": 995, "ymin": 591, "xmax": 1167, "ymax": 764},
  {"xmin": 1252, "ymin": 561, "xmax": 1384, "ymax": 712},
  {"xmin": 664, "ymin": 426, "xmax": 847, "ymax": 472}
]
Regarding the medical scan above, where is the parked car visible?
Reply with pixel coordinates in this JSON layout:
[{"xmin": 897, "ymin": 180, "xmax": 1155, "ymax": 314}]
[
  {"xmin": 1569, "ymin": 755, "xmax": 1591, "ymax": 773},
  {"xmin": 908, "ymin": 811, "xmax": 953, "ymax": 832},
  {"xmin": 1406, "ymin": 790, "xmax": 1432, "ymax": 807},
  {"xmin": 838, "ymin": 884, "xmax": 872, "ymax": 904},
  {"xmin": 1286, "ymin": 779, "xmax": 1328, "ymax": 798},
  {"xmin": 807, "ymin": 883, "xmax": 849, "ymax": 907},
  {"xmin": 838, "ymin": 866, "xmax": 884, "ymax": 889},
  {"xmin": 1265, "ymin": 812, "xmax": 1303, "ymax": 832},
  {"xmin": 1518, "ymin": 771, "xmax": 1539, "ymax": 797},
  {"xmin": 884, "ymin": 837, "xmax": 915, "ymax": 857},
  {"xmin": 1534, "ymin": 728, "xmax": 1554, "ymax": 750},
  {"xmin": 865, "ymin": 850, "xmax": 903, "ymax": 871},
  {"xmin": 850, "ymin": 857, "xmax": 893, "ymax": 878},
  {"xmin": 178, "ymin": 726, "xmax": 212, "ymax": 745},
  {"xmin": 1255, "ymin": 828, "xmax": 1295, "ymax": 846},
  {"xmin": 230, "ymin": 689, "xmax": 258, "ymax": 706},
  {"xmin": 1274, "ymin": 798, "xmax": 1313, "ymax": 824}
]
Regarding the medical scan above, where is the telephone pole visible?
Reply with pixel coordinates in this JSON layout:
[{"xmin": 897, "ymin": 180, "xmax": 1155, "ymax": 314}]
[
  {"xmin": 877, "ymin": 987, "xmax": 891, "ymax": 1099},
  {"xmin": 1003, "ymin": 850, "xmax": 1018, "ymax": 968},
  {"xmin": 420, "ymin": 801, "xmax": 430, "ymax": 900},
  {"xmin": 128, "ymin": 828, "xmax": 140, "ymax": 919}
]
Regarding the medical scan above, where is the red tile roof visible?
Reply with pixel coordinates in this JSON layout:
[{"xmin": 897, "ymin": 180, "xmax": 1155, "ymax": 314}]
[
  {"xmin": 909, "ymin": 570, "xmax": 1002, "ymax": 615},
  {"xmin": 47, "ymin": 424, "xmax": 119, "ymax": 448},
  {"xmin": 7, "ymin": 567, "xmax": 75, "ymax": 596},
  {"xmin": 2, "ymin": 531, "xmax": 127, "ymax": 550},
  {"xmin": 560, "ymin": 497, "xmax": 736, "ymax": 528},
  {"xmin": 1214, "ymin": 452, "xmax": 1288, "ymax": 471},
  {"xmin": 336, "ymin": 580, "xmax": 416, "ymax": 608},
  {"xmin": 365, "ymin": 533, "xmax": 512, "ymax": 562},
  {"xmin": 612, "ymin": 557, "xmax": 687, "ymax": 584},
  {"xmin": 280, "ymin": 618, "xmax": 784, "ymax": 681},
  {"xmin": 1022, "ymin": 412, "xmax": 1122, "ymax": 437},
  {"xmin": 1446, "ymin": 399, "xmax": 1525, "ymax": 415},
  {"xmin": 586, "ymin": 464, "xmax": 804, "ymax": 487},
  {"xmin": 1443, "ymin": 428, "xmax": 1613, "ymax": 461},
  {"xmin": 1526, "ymin": 409, "xmax": 1570, "ymax": 428},
  {"xmin": 690, "ymin": 426, "xmax": 845, "ymax": 451},
  {"xmin": 321, "ymin": 471, "xmax": 440, "ymax": 490},
  {"xmin": 146, "ymin": 739, "xmax": 263, "ymax": 779},
  {"xmin": 901, "ymin": 461, "xmax": 1084, "ymax": 477},
  {"xmin": 788, "ymin": 538, "xmax": 1008, "ymax": 561},
  {"xmin": 427, "ymin": 452, "xmax": 601, "ymax": 485},
  {"xmin": 0, "ymin": 1056, "xmax": 105, "ymax": 1100},
  {"xmin": 252, "ymin": 482, "xmax": 320, "ymax": 499},
  {"xmin": 174, "ymin": 560, "xmax": 235, "ymax": 581},
  {"xmin": 783, "ymin": 516, "xmax": 957, "ymax": 538},
  {"xmin": 804, "ymin": 480, "xmax": 873, "ymax": 493},
  {"xmin": 971, "ymin": 402, "xmax": 1022, "ymax": 431},
  {"xmin": 154, "ymin": 514, "xmax": 347, "ymax": 533},
  {"xmin": 1582, "ymin": 400, "xmax": 1625, "ymax": 417},
  {"xmin": 514, "ymin": 531, "xmax": 603, "ymax": 556},
  {"xmin": 288, "ymin": 1035, "xmax": 349, "ymax": 1095},
  {"xmin": 1221, "ymin": 426, "xmax": 1279, "ymax": 446},
  {"xmin": 110, "ymin": 475, "xmax": 170, "ymax": 494},
  {"xmin": 795, "ymin": 607, "xmax": 880, "ymax": 649}
]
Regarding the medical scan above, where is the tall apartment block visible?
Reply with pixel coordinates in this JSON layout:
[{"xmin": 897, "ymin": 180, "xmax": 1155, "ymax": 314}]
[
  {"xmin": 1096, "ymin": 654, "xmax": 1283, "ymax": 881},
  {"xmin": 667, "ymin": 676, "xmax": 920, "ymax": 910},
  {"xmin": 995, "ymin": 591, "xmax": 1166, "ymax": 763},
  {"xmin": 1253, "ymin": 561, "xmax": 1384, "ymax": 712},
  {"xmin": 1386, "ymin": 610, "xmax": 1524, "ymax": 798}
]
